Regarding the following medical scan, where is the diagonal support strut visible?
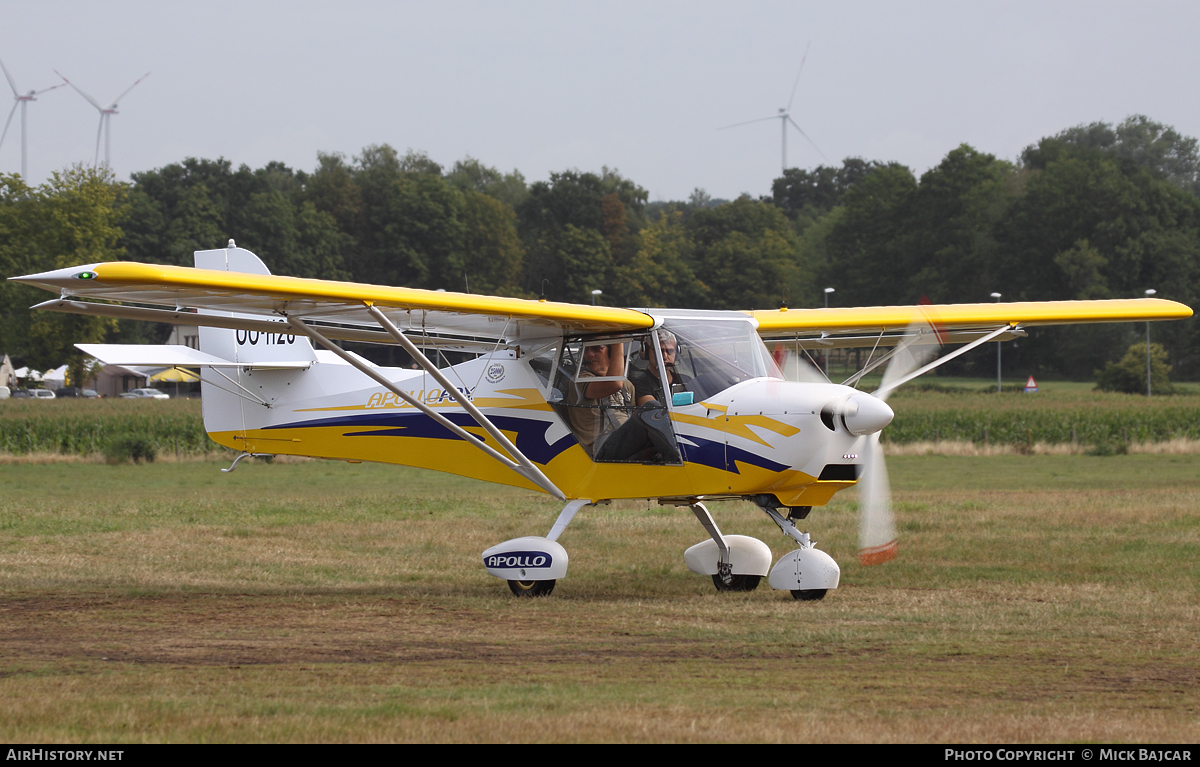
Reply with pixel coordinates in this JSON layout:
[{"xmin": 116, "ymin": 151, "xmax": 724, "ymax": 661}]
[
  {"xmin": 286, "ymin": 314, "xmax": 565, "ymax": 500},
  {"xmin": 363, "ymin": 303, "xmax": 565, "ymax": 500},
  {"xmin": 872, "ymin": 324, "xmax": 1015, "ymax": 399}
]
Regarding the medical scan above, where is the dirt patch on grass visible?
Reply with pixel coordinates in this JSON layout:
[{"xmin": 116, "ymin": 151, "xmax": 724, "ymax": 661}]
[{"xmin": 0, "ymin": 592, "xmax": 771, "ymax": 669}]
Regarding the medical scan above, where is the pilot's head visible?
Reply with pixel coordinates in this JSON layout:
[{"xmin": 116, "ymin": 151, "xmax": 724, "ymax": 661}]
[
  {"xmin": 646, "ymin": 331, "xmax": 677, "ymax": 373},
  {"xmin": 583, "ymin": 343, "xmax": 611, "ymax": 375}
]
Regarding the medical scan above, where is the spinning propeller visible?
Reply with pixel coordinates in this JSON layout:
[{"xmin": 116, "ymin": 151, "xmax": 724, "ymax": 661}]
[{"xmin": 856, "ymin": 313, "xmax": 944, "ymax": 566}]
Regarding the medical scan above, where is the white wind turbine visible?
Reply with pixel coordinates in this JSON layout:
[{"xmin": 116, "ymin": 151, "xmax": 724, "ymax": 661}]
[
  {"xmin": 55, "ymin": 69, "xmax": 150, "ymax": 170},
  {"xmin": 0, "ymin": 56, "xmax": 66, "ymax": 180},
  {"xmin": 719, "ymin": 42, "xmax": 825, "ymax": 173}
]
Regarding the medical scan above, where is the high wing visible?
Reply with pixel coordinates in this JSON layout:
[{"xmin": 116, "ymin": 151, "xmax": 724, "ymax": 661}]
[
  {"xmin": 750, "ymin": 300, "xmax": 1191, "ymax": 349},
  {"xmin": 13, "ymin": 261, "xmax": 655, "ymax": 345},
  {"xmin": 14, "ymin": 261, "xmax": 1190, "ymax": 346}
]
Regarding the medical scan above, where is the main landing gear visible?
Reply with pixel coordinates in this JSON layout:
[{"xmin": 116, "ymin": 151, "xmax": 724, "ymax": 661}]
[
  {"xmin": 507, "ymin": 579, "xmax": 556, "ymax": 597},
  {"xmin": 482, "ymin": 497, "xmax": 840, "ymax": 600},
  {"xmin": 682, "ymin": 498, "xmax": 841, "ymax": 599},
  {"xmin": 482, "ymin": 499, "xmax": 589, "ymax": 598}
]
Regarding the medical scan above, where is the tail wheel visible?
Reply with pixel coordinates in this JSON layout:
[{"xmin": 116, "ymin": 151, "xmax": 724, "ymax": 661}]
[
  {"xmin": 791, "ymin": 589, "xmax": 827, "ymax": 601},
  {"xmin": 711, "ymin": 574, "xmax": 761, "ymax": 592},
  {"xmin": 507, "ymin": 579, "xmax": 556, "ymax": 597}
]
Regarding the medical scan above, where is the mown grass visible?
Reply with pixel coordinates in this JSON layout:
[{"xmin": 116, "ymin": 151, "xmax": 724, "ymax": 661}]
[{"xmin": 0, "ymin": 455, "xmax": 1197, "ymax": 742}]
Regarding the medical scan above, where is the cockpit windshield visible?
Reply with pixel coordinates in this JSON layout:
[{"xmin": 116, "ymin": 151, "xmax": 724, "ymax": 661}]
[{"xmin": 661, "ymin": 317, "xmax": 782, "ymax": 401}]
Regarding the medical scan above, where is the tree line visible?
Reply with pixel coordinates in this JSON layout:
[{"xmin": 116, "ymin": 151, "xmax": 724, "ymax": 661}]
[{"xmin": 2, "ymin": 114, "xmax": 1198, "ymax": 382}]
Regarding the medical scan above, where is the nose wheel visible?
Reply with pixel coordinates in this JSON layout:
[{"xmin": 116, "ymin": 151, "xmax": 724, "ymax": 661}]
[{"xmin": 791, "ymin": 588, "xmax": 827, "ymax": 601}]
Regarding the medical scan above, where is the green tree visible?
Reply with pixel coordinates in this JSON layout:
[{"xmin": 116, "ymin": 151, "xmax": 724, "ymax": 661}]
[
  {"xmin": 451, "ymin": 190, "xmax": 525, "ymax": 296},
  {"xmin": 610, "ymin": 210, "xmax": 707, "ymax": 308},
  {"xmin": 304, "ymin": 152, "xmax": 364, "ymax": 238},
  {"xmin": 904, "ymin": 145, "xmax": 1015, "ymax": 303},
  {"xmin": 0, "ymin": 166, "xmax": 125, "ymax": 381},
  {"xmin": 1095, "ymin": 342, "xmax": 1174, "ymax": 394},
  {"xmin": 517, "ymin": 168, "xmax": 648, "ymax": 300},
  {"xmin": 447, "ymin": 156, "xmax": 528, "ymax": 208},
  {"xmin": 822, "ymin": 162, "xmax": 918, "ymax": 307},
  {"xmin": 525, "ymin": 224, "xmax": 612, "ymax": 303},
  {"xmin": 1030, "ymin": 115, "xmax": 1200, "ymax": 196},
  {"xmin": 686, "ymin": 196, "xmax": 807, "ymax": 310},
  {"xmin": 771, "ymin": 157, "xmax": 886, "ymax": 225},
  {"xmin": 1002, "ymin": 130, "xmax": 1200, "ymax": 378},
  {"xmin": 163, "ymin": 183, "xmax": 225, "ymax": 265}
]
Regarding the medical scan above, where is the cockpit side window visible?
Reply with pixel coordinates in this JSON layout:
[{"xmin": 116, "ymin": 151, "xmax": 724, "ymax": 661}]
[
  {"xmin": 661, "ymin": 318, "xmax": 782, "ymax": 401},
  {"xmin": 549, "ymin": 332, "xmax": 682, "ymax": 465}
]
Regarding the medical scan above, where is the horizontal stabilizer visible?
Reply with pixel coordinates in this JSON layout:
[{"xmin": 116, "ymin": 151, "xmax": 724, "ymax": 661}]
[{"xmin": 75, "ymin": 344, "xmax": 313, "ymax": 369}]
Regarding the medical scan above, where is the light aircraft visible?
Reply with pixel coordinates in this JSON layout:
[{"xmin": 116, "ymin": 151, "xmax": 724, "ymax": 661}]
[{"xmin": 12, "ymin": 243, "xmax": 1192, "ymax": 599}]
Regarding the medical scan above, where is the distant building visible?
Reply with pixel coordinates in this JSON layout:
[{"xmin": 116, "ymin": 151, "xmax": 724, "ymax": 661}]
[{"xmin": 167, "ymin": 325, "xmax": 200, "ymax": 350}]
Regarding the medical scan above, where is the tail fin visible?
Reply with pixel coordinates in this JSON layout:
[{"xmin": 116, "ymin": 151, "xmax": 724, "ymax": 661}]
[
  {"xmin": 196, "ymin": 242, "xmax": 316, "ymax": 441},
  {"xmin": 194, "ymin": 243, "xmax": 316, "ymax": 367}
]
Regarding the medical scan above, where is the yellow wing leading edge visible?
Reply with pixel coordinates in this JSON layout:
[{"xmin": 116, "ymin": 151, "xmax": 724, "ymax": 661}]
[{"xmin": 750, "ymin": 298, "xmax": 1192, "ymax": 338}]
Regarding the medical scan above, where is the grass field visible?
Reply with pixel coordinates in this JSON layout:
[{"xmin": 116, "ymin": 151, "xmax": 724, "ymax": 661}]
[{"xmin": 1, "ymin": 454, "xmax": 1197, "ymax": 743}]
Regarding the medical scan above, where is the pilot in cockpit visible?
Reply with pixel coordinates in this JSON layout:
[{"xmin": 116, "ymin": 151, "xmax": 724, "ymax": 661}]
[
  {"xmin": 563, "ymin": 337, "xmax": 681, "ymax": 464},
  {"xmin": 629, "ymin": 330, "xmax": 689, "ymax": 406},
  {"xmin": 564, "ymin": 341, "xmax": 635, "ymax": 456}
]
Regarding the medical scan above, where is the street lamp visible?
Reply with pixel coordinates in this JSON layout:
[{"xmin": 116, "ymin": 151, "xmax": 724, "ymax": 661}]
[
  {"xmin": 823, "ymin": 288, "xmax": 835, "ymax": 376},
  {"xmin": 990, "ymin": 293, "xmax": 1002, "ymax": 392},
  {"xmin": 1145, "ymin": 289, "xmax": 1156, "ymax": 396},
  {"xmin": 591, "ymin": 289, "xmax": 603, "ymax": 305}
]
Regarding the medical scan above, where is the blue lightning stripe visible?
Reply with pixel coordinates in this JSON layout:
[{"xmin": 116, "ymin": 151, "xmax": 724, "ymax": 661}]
[
  {"xmin": 264, "ymin": 411, "xmax": 578, "ymax": 465},
  {"xmin": 677, "ymin": 434, "xmax": 790, "ymax": 474},
  {"xmin": 264, "ymin": 411, "xmax": 789, "ymax": 474}
]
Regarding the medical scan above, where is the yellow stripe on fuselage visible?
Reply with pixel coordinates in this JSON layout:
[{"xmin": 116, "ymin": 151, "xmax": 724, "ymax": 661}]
[
  {"xmin": 210, "ymin": 424, "xmax": 826, "ymax": 504},
  {"xmin": 670, "ymin": 412, "xmax": 800, "ymax": 447}
]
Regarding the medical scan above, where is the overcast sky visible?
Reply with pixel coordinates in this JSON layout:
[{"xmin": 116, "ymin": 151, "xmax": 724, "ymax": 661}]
[{"xmin": 2, "ymin": 1, "xmax": 1197, "ymax": 201}]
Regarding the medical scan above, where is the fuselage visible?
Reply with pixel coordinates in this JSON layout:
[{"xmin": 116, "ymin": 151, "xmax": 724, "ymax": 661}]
[{"xmin": 204, "ymin": 343, "xmax": 891, "ymax": 506}]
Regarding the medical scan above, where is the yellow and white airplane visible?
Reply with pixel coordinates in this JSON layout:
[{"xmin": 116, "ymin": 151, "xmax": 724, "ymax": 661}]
[{"xmin": 12, "ymin": 243, "xmax": 1192, "ymax": 599}]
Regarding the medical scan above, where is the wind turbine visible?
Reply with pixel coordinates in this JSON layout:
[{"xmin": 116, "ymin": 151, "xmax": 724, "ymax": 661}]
[
  {"xmin": 55, "ymin": 69, "xmax": 150, "ymax": 170},
  {"xmin": 0, "ymin": 56, "xmax": 66, "ymax": 180},
  {"xmin": 719, "ymin": 42, "xmax": 825, "ymax": 173}
]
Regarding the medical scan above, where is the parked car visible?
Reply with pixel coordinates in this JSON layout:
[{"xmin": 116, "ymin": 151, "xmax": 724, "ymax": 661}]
[
  {"xmin": 119, "ymin": 388, "xmax": 169, "ymax": 400},
  {"xmin": 55, "ymin": 387, "xmax": 100, "ymax": 398},
  {"xmin": 30, "ymin": 389, "xmax": 56, "ymax": 399}
]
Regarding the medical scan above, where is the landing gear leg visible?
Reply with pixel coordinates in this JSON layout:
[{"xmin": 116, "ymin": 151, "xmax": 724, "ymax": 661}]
[
  {"xmin": 679, "ymin": 501, "xmax": 772, "ymax": 592},
  {"xmin": 689, "ymin": 502, "xmax": 734, "ymax": 587},
  {"xmin": 751, "ymin": 496, "xmax": 840, "ymax": 600}
]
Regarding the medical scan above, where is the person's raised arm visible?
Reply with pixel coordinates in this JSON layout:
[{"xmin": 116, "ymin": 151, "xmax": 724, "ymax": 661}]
[{"xmin": 583, "ymin": 342, "xmax": 626, "ymax": 399}]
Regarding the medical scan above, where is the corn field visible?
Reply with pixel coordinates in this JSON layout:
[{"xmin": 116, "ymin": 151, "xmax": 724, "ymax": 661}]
[
  {"xmin": 886, "ymin": 387, "xmax": 1200, "ymax": 446},
  {"xmin": 0, "ymin": 399, "xmax": 211, "ymax": 457}
]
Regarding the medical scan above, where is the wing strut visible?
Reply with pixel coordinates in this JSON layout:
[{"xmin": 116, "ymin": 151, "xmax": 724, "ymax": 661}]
[
  {"xmin": 364, "ymin": 304, "xmax": 565, "ymax": 500},
  {"xmin": 286, "ymin": 314, "xmax": 566, "ymax": 501},
  {"xmin": 871, "ymin": 324, "xmax": 1014, "ymax": 399}
]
